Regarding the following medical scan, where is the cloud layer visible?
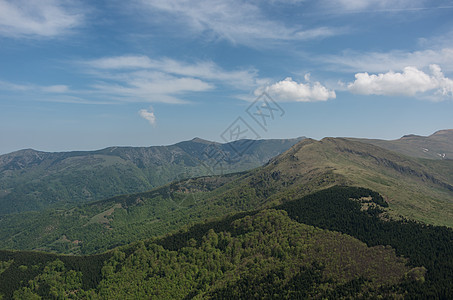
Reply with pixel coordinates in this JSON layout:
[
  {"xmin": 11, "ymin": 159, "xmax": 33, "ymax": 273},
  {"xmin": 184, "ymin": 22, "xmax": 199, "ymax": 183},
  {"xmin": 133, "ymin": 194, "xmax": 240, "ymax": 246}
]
[
  {"xmin": 348, "ymin": 64, "xmax": 453, "ymax": 98},
  {"xmin": 256, "ymin": 77, "xmax": 336, "ymax": 102},
  {"xmin": 0, "ymin": 0, "xmax": 83, "ymax": 38}
]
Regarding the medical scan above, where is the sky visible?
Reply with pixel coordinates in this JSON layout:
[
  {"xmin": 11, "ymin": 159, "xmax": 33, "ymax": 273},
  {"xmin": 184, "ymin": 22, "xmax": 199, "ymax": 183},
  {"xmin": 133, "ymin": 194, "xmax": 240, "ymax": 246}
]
[{"xmin": 1, "ymin": 0, "xmax": 453, "ymax": 154}]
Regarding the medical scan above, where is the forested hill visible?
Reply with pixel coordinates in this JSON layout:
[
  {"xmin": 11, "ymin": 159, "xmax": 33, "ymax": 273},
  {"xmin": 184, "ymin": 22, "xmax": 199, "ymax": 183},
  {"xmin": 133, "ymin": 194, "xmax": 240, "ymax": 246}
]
[
  {"xmin": 1, "ymin": 186, "xmax": 452, "ymax": 299},
  {"xmin": 1, "ymin": 137, "xmax": 452, "ymax": 255},
  {"xmin": 0, "ymin": 137, "xmax": 303, "ymax": 214}
]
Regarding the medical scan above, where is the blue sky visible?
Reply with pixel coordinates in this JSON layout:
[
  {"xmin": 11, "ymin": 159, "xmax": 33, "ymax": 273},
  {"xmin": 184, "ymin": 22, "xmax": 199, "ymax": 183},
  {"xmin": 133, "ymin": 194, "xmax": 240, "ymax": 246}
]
[{"xmin": 1, "ymin": 0, "xmax": 453, "ymax": 154}]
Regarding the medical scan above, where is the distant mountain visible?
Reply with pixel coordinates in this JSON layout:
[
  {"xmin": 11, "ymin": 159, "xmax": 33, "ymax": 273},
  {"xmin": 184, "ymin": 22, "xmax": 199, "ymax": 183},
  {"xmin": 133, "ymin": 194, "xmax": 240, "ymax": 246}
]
[
  {"xmin": 349, "ymin": 129, "xmax": 453, "ymax": 160},
  {"xmin": 1, "ymin": 137, "xmax": 452, "ymax": 256},
  {"xmin": 0, "ymin": 137, "xmax": 304, "ymax": 214}
]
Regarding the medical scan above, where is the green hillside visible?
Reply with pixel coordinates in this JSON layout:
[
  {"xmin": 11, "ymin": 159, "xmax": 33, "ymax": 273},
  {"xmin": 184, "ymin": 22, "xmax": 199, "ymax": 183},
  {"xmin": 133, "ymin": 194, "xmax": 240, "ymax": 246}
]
[
  {"xmin": 1, "ymin": 137, "xmax": 452, "ymax": 256},
  {"xmin": 350, "ymin": 129, "xmax": 453, "ymax": 160},
  {"xmin": 1, "ymin": 186, "xmax": 452, "ymax": 299},
  {"xmin": 252, "ymin": 137, "xmax": 453, "ymax": 226},
  {"xmin": 0, "ymin": 137, "xmax": 302, "ymax": 214}
]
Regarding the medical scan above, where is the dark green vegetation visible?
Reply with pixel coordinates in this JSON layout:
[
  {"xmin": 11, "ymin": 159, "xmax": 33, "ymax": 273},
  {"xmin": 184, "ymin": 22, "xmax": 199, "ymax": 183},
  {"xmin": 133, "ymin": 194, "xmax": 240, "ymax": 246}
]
[
  {"xmin": 1, "ymin": 186, "xmax": 452, "ymax": 299},
  {"xmin": 1, "ymin": 137, "xmax": 453, "ymax": 255},
  {"xmin": 0, "ymin": 137, "xmax": 302, "ymax": 214},
  {"xmin": 276, "ymin": 186, "xmax": 453, "ymax": 298},
  {"xmin": 1, "ymin": 134, "xmax": 452, "ymax": 298},
  {"xmin": 351, "ymin": 129, "xmax": 453, "ymax": 160},
  {"xmin": 0, "ymin": 174, "xmax": 247, "ymax": 254},
  {"xmin": 0, "ymin": 250, "xmax": 110, "ymax": 300}
]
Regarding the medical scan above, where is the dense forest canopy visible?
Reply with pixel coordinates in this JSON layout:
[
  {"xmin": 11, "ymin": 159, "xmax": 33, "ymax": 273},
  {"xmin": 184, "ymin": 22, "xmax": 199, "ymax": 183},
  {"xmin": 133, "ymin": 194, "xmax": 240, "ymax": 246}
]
[{"xmin": 1, "ymin": 186, "xmax": 452, "ymax": 299}]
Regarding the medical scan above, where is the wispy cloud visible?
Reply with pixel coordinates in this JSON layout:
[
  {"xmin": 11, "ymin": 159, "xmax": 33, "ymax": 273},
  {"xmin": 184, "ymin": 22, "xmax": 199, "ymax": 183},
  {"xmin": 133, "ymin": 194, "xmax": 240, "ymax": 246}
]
[
  {"xmin": 329, "ymin": 0, "xmax": 423, "ymax": 10},
  {"xmin": 254, "ymin": 77, "xmax": 336, "ymax": 102},
  {"xmin": 41, "ymin": 85, "xmax": 69, "ymax": 93},
  {"xmin": 86, "ymin": 55, "xmax": 262, "ymax": 89},
  {"xmin": 348, "ymin": 64, "xmax": 453, "ymax": 100},
  {"xmin": 0, "ymin": 80, "xmax": 114, "ymax": 104},
  {"xmin": 82, "ymin": 55, "xmax": 264, "ymax": 103},
  {"xmin": 318, "ymin": 0, "xmax": 444, "ymax": 13},
  {"xmin": 139, "ymin": 107, "xmax": 156, "ymax": 126},
  {"xmin": 0, "ymin": 0, "xmax": 84, "ymax": 38},
  {"xmin": 0, "ymin": 55, "xmax": 265, "ymax": 105},
  {"xmin": 137, "ymin": 0, "xmax": 344, "ymax": 46},
  {"xmin": 321, "ymin": 48, "xmax": 453, "ymax": 73},
  {"xmin": 0, "ymin": 81, "xmax": 69, "ymax": 93}
]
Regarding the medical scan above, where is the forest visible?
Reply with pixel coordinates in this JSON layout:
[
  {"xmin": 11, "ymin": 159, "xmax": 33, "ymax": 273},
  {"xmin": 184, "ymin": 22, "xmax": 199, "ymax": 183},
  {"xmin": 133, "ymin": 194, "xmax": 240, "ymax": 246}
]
[{"xmin": 0, "ymin": 186, "xmax": 452, "ymax": 299}]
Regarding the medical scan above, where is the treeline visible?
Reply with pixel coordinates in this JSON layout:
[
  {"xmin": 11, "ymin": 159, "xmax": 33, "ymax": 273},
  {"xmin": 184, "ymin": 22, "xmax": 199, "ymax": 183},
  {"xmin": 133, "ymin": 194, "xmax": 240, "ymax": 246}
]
[
  {"xmin": 7, "ymin": 209, "xmax": 410, "ymax": 299},
  {"xmin": 1, "ymin": 186, "xmax": 452, "ymax": 298},
  {"xmin": 276, "ymin": 186, "xmax": 453, "ymax": 298},
  {"xmin": 0, "ymin": 250, "xmax": 110, "ymax": 299}
]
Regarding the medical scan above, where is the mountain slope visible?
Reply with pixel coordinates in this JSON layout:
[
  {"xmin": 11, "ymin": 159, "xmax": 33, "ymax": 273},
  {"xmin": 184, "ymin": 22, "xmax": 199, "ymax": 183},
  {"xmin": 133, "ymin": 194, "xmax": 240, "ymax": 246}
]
[
  {"xmin": 1, "ymin": 137, "xmax": 452, "ymax": 255},
  {"xmin": 0, "ymin": 137, "xmax": 303, "ymax": 214},
  {"xmin": 252, "ymin": 137, "xmax": 453, "ymax": 226},
  {"xmin": 350, "ymin": 129, "xmax": 453, "ymax": 160},
  {"xmin": 0, "ymin": 189, "xmax": 415, "ymax": 299},
  {"xmin": 2, "ymin": 186, "xmax": 452, "ymax": 299}
]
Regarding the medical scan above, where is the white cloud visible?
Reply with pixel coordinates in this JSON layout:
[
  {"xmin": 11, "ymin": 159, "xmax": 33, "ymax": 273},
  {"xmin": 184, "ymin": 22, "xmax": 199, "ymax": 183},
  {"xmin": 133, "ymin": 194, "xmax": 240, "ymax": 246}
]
[
  {"xmin": 322, "ymin": 48, "xmax": 453, "ymax": 73},
  {"xmin": 255, "ymin": 77, "xmax": 336, "ymax": 102},
  {"xmin": 139, "ymin": 108, "xmax": 156, "ymax": 126},
  {"xmin": 82, "ymin": 55, "xmax": 265, "ymax": 103},
  {"xmin": 42, "ymin": 85, "xmax": 69, "ymax": 93},
  {"xmin": 0, "ymin": 0, "xmax": 84, "ymax": 38},
  {"xmin": 91, "ymin": 72, "xmax": 213, "ymax": 104},
  {"xmin": 138, "ymin": 0, "xmax": 343, "ymax": 46},
  {"xmin": 0, "ymin": 81, "xmax": 70, "ymax": 93},
  {"xmin": 1, "ymin": 54, "xmax": 266, "ymax": 105},
  {"xmin": 321, "ymin": 0, "xmax": 428, "ymax": 12},
  {"xmin": 0, "ymin": 80, "xmax": 32, "ymax": 91},
  {"xmin": 0, "ymin": 81, "xmax": 116, "ymax": 104},
  {"xmin": 86, "ymin": 55, "xmax": 261, "ymax": 89},
  {"xmin": 88, "ymin": 56, "xmax": 153, "ymax": 70},
  {"xmin": 348, "ymin": 64, "xmax": 453, "ymax": 99}
]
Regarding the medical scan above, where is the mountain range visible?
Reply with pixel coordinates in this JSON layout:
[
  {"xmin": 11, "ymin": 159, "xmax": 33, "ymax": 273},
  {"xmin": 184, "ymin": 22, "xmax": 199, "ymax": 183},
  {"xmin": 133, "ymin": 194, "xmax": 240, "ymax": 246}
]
[
  {"xmin": 1, "ymin": 131, "xmax": 452, "ymax": 255},
  {"xmin": 0, "ymin": 137, "xmax": 303, "ymax": 214},
  {"xmin": 0, "ymin": 130, "xmax": 452, "ymax": 298}
]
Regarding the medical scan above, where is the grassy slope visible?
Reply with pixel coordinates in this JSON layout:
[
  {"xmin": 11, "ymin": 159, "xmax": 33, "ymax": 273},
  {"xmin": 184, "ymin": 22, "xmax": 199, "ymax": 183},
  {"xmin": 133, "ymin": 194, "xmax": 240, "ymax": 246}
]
[
  {"xmin": 257, "ymin": 138, "xmax": 453, "ymax": 227},
  {"xmin": 350, "ymin": 129, "xmax": 453, "ymax": 160}
]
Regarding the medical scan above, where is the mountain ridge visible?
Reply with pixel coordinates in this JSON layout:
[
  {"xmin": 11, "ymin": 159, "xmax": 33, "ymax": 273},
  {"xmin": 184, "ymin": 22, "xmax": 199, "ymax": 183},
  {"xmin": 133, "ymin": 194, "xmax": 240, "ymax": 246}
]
[
  {"xmin": 349, "ymin": 129, "xmax": 453, "ymax": 160},
  {"xmin": 1, "ymin": 136, "xmax": 452, "ymax": 256},
  {"xmin": 0, "ymin": 137, "xmax": 304, "ymax": 214}
]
